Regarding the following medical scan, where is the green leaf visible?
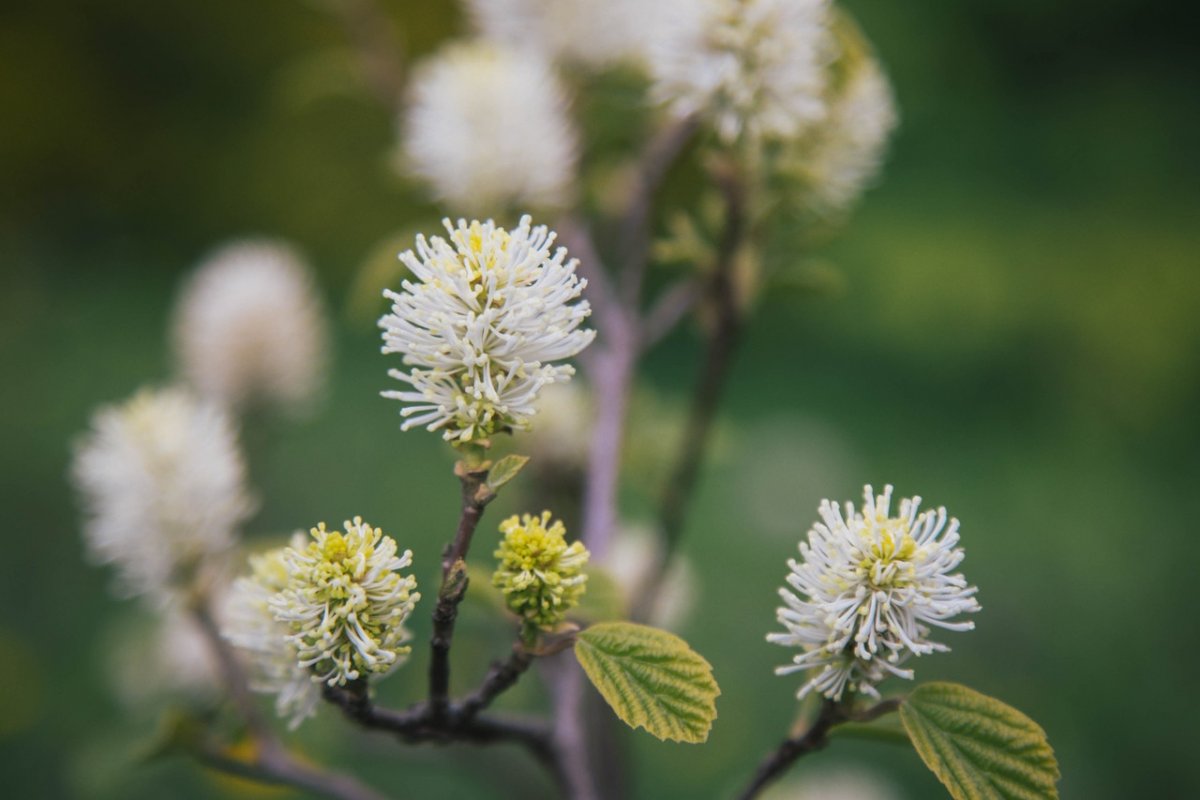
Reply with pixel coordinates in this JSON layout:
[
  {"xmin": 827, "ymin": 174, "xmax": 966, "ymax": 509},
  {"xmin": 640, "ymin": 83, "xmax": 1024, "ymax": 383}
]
[
  {"xmin": 574, "ymin": 622, "xmax": 719, "ymax": 743},
  {"xmin": 486, "ymin": 454, "xmax": 530, "ymax": 492},
  {"xmin": 900, "ymin": 682, "xmax": 1060, "ymax": 800}
]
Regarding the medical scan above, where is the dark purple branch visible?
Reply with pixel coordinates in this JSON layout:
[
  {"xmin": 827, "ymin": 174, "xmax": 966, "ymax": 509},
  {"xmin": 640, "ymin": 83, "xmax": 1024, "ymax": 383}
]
[{"xmin": 429, "ymin": 463, "xmax": 495, "ymax": 721}]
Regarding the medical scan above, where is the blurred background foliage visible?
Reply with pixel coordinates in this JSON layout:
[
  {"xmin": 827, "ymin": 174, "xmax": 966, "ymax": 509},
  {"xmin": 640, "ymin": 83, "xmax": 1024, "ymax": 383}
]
[{"xmin": 2, "ymin": 0, "xmax": 1198, "ymax": 797}]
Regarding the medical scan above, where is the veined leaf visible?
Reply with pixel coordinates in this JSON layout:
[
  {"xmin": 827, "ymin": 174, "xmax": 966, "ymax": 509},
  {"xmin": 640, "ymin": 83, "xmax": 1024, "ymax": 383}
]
[
  {"xmin": 900, "ymin": 682, "xmax": 1060, "ymax": 800},
  {"xmin": 574, "ymin": 622, "xmax": 719, "ymax": 743}
]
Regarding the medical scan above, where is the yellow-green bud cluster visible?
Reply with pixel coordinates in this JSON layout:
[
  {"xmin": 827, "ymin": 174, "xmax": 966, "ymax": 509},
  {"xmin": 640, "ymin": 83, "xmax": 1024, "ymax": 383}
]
[
  {"xmin": 270, "ymin": 517, "xmax": 420, "ymax": 686},
  {"xmin": 493, "ymin": 511, "xmax": 589, "ymax": 628}
]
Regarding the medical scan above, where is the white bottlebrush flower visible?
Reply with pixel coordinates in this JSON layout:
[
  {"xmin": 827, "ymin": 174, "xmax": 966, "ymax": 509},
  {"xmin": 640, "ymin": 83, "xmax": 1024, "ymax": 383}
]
[
  {"xmin": 403, "ymin": 41, "xmax": 577, "ymax": 214},
  {"xmin": 465, "ymin": 0, "xmax": 684, "ymax": 69},
  {"xmin": 380, "ymin": 215, "xmax": 595, "ymax": 443},
  {"xmin": 782, "ymin": 42, "xmax": 897, "ymax": 213},
  {"xmin": 270, "ymin": 518, "xmax": 420, "ymax": 687},
  {"xmin": 223, "ymin": 535, "xmax": 321, "ymax": 728},
  {"xmin": 71, "ymin": 387, "xmax": 254, "ymax": 600},
  {"xmin": 172, "ymin": 239, "xmax": 329, "ymax": 415},
  {"xmin": 769, "ymin": 485, "xmax": 980, "ymax": 701},
  {"xmin": 648, "ymin": 0, "xmax": 833, "ymax": 144}
]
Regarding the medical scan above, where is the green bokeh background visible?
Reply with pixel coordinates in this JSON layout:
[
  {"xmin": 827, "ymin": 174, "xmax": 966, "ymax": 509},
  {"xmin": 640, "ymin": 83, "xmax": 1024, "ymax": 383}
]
[{"xmin": 2, "ymin": 0, "xmax": 1198, "ymax": 797}]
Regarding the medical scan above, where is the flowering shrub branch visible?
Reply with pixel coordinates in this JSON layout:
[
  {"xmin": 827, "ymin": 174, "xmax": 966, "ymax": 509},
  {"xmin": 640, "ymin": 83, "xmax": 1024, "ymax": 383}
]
[{"xmin": 68, "ymin": 2, "xmax": 1062, "ymax": 798}]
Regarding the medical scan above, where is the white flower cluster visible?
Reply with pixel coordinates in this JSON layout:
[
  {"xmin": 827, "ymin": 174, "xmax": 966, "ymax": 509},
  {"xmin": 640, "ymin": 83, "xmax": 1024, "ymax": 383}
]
[
  {"xmin": 71, "ymin": 387, "xmax": 254, "ymax": 600},
  {"xmin": 649, "ymin": 0, "xmax": 833, "ymax": 144},
  {"xmin": 403, "ymin": 41, "xmax": 577, "ymax": 213},
  {"xmin": 172, "ymin": 239, "xmax": 328, "ymax": 414},
  {"xmin": 769, "ymin": 485, "xmax": 980, "ymax": 701},
  {"xmin": 780, "ymin": 16, "xmax": 898, "ymax": 214},
  {"xmin": 380, "ymin": 215, "xmax": 595, "ymax": 443},
  {"xmin": 269, "ymin": 518, "xmax": 420, "ymax": 687},
  {"xmin": 222, "ymin": 535, "xmax": 321, "ymax": 727},
  {"xmin": 465, "ymin": 0, "xmax": 681, "ymax": 69}
]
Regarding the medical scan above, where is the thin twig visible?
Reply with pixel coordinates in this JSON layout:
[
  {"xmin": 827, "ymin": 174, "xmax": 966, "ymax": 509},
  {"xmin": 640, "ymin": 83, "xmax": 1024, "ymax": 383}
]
[
  {"xmin": 567, "ymin": 116, "xmax": 701, "ymax": 800},
  {"xmin": 430, "ymin": 462, "xmax": 495, "ymax": 721},
  {"xmin": 189, "ymin": 597, "xmax": 389, "ymax": 800},
  {"xmin": 735, "ymin": 698, "xmax": 903, "ymax": 800},
  {"xmin": 549, "ymin": 657, "xmax": 599, "ymax": 800},
  {"xmin": 640, "ymin": 278, "xmax": 702, "ymax": 351},
  {"xmin": 635, "ymin": 162, "xmax": 747, "ymax": 620},
  {"xmin": 189, "ymin": 596, "xmax": 272, "ymax": 744},
  {"xmin": 556, "ymin": 215, "xmax": 625, "ymax": 344},
  {"xmin": 198, "ymin": 743, "xmax": 393, "ymax": 800},
  {"xmin": 577, "ymin": 120, "xmax": 700, "ymax": 559},
  {"xmin": 617, "ymin": 115, "xmax": 701, "ymax": 307},
  {"xmin": 458, "ymin": 714, "xmax": 565, "ymax": 788},
  {"xmin": 578, "ymin": 339, "xmax": 637, "ymax": 560},
  {"xmin": 321, "ymin": 684, "xmax": 563, "ymax": 788},
  {"xmin": 457, "ymin": 644, "xmax": 535, "ymax": 723}
]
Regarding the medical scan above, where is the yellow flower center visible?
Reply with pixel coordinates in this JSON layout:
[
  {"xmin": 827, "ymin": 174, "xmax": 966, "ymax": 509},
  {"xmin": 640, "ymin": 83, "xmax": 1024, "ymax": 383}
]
[{"xmin": 323, "ymin": 532, "xmax": 348, "ymax": 563}]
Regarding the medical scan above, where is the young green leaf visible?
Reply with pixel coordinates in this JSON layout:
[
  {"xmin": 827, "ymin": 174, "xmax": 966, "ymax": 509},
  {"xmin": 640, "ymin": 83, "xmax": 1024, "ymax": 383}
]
[
  {"xmin": 486, "ymin": 454, "xmax": 530, "ymax": 492},
  {"xmin": 900, "ymin": 682, "xmax": 1060, "ymax": 800},
  {"xmin": 573, "ymin": 621, "xmax": 719, "ymax": 743}
]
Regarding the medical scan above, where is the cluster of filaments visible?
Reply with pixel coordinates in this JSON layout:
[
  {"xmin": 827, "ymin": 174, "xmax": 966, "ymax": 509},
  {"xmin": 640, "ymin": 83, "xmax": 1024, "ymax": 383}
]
[
  {"xmin": 493, "ymin": 511, "xmax": 590, "ymax": 628},
  {"xmin": 403, "ymin": 0, "xmax": 896, "ymax": 221},
  {"xmin": 380, "ymin": 215, "xmax": 595, "ymax": 443},
  {"xmin": 267, "ymin": 518, "xmax": 420, "ymax": 687},
  {"xmin": 222, "ymin": 520, "xmax": 420, "ymax": 729},
  {"xmin": 770, "ymin": 485, "xmax": 980, "ymax": 700}
]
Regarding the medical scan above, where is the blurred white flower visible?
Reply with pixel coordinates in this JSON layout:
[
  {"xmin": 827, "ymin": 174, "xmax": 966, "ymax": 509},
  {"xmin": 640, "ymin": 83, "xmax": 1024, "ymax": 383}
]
[
  {"xmin": 784, "ymin": 46, "xmax": 897, "ymax": 212},
  {"xmin": 466, "ymin": 0, "xmax": 688, "ymax": 69},
  {"xmin": 172, "ymin": 239, "xmax": 329, "ymax": 415},
  {"xmin": 769, "ymin": 485, "xmax": 980, "ymax": 701},
  {"xmin": 380, "ymin": 215, "xmax": 595, "ymax": 443},
  {"xmin": 72, "ymin": 387, "xmax": 254, "ymax": 600},
  {"xmin": 607, "ymin": 522, "xmax": 697, "ymax": 630},
  {"xmin": 223, "ymin": 535, "xmax": 321, "ymax": 728},
  {"xmin": 403, "ymin": 41, "xmax": 577, "ymax": 213},
  {"xmin": 270, "ymin": 518, "xmax": 420, "ymax": 687},
  {"xmin": 649, "ymin": 0, "xmax": 833, "ymax": 144}
]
